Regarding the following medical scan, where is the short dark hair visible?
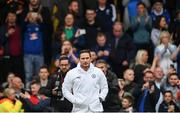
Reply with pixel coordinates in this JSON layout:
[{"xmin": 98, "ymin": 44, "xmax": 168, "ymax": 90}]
[
  {"xmin": 122, "ymin": 95, "xmax": 134, "ymax": 106},
  {"xmin": 59, "ymin": 56, "xmax": 70, "ymax": 63},
  {"xmin": 86, "ymin": 8, "xmax": 96, "ymax": 12},
  {"xmin": 169, "ymin": 73, "xmax": 178, "ymax": 78},
  {"xmin": 97, "ymin": 32, "xmax": 106, "ymax": 39},
  {"xmin": 163, "ymin": 90, "xmax": 173, "ymax": 96},
  {"xmin": 95, "ymin": 59, "xmax": 107, "ymax": 65},
  {"xmin": 39, "ymin": 65, "xmax": 49, "ymax": 72},
  {"xmin": 143, "ymin": 70, "xmax": 153, "ymax": 76},
  {"xmin": 137, "ymin": 1, "xmax": 146, "ymax": 7},
  {"xmin": 30, "ymin": 80, "xmax": 40, "ymax": 87},
  {"xmin": 79, "ymin": 49, "xmax": 91, "ymax": 58},
  {"xmin": 69, "ymin": 0, "xmax": 78, "ymax": 5}
]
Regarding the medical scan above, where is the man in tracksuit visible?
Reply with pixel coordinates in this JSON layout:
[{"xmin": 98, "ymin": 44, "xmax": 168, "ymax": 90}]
[{"xmin": 62, "ymin": 50, "xmax": 108, "ymax": 113}]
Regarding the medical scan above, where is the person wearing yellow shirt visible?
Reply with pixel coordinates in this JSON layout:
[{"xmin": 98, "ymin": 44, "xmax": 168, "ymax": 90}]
[{"xmin": 0, "ymin": 88, "xmax": 23, "ymax": 112}]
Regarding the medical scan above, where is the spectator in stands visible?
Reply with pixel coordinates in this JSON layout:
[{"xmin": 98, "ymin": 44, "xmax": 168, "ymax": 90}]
[
  {"xmin": 169, "ymin": 10, "xmax": 180, "ymax": 46},
  {"xmin": 95, "ymin": 60, "xmax": 120, "ymax": 112},
  {"xmin": 53, "ymin": 0, "xmax": 83, "ymax": 24},
  {"xmin": 20, "ymin": 81, "xmax": 52, "ymax": 112},
  {"xmin": 96, "ymin": 0, "xmax": 116, "ymax": 33},
  {"xmin": 122, "ymin": 0, "xmax": 151, "ymax": 30},
  {"xmin": 133, "ymin": 49, "xmax": 150, "ymax": 85},
  {"xmin": 60, "ymin": 13, "xmax": 86, "ymax": 49},
  {"xmin": 154, "ymin": 31, "xmax": 176, "ymax": 75},
  {"xmin": 33, "ymin": 66, "xmax": 54, "ymax": 97},
  {"xmin": 159, "ymin": 90, "xmax": 179, "ymax": 112},
  {"xmin": 153, "ymin": 66, "xmax": 165, "ymax": 112},
  {"xmin": 120, "ymin": 95, "xmax": 136, "ymax": 112},
  {"xmin": 130, "ymin": 2, "xmax": 152, "ymax": 53},
  {"xmin": 109, "ymin": 22, "xmax": 134, "ymax": 78},
  {"xmin": 137, "ymin": 71, "xmax": 157, "ymax": 112},
  {"xmin": 68, "ymin": 0, "xmax": 83, "ymax": 27},
  {"xmin": 59, "ymin": 40, "xmax": 79, "ymax": 68},
  {"xmin": 11, "ymin": 77, "xmax": 24, "ymax": 99},
  {"xmin": 121, "ymin": 69, "xmax": 141, "ymax": 107},
  {"xmin": 2, "ymin": 72, "xmax": 15, "ymax": 89},
  {"xmin": 23, "ymin": 12, "xmax": 44, "ymax": 86},
  {"xmin": 161, "ymin": 73, "xmax": 179, "ymax": 98},
  {"xmin": 151, "ymin": 15, "xmax": 168, "ymax": 47},
  {"xmin": 51, "ymin": 56, "xmax": 73, "ymax": 112},
  {"xmin": 26, "ymin": 0, "xmax": 53, "ymax": 66},
  {"xmin": 82, "ymin": 8, "xmax": 101, "ymax": 49},
  {"xmin": 150, "ymin": 0, "xmax": 170, "ymax": 25},
  {"xmin": 90, "ymin": 50, "xmax": 98, "ymax": 65},
  {"xmin": 0, "ymin": 88, "xmax": 23, "ymax": 112},
  {"xmin": 92, "ymin": 33, "xmax": 111, "ymax": 61},
  {"xmin": 0, "ymin": 0, "xmax": 27, "ymax": 26},
  {"xmin": 0, "ymin": 11, "xmax": 23, "ymax": 81}
]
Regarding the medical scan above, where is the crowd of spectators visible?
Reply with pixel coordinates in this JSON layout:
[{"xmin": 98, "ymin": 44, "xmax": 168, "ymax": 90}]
[{"xmin": 1, "ymin": 0, "xmax": 180, "ymax": 112}]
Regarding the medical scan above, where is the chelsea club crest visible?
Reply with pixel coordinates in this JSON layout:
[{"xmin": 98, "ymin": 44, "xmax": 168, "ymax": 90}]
[{"xmin": 91, "ymin": 74, "xmax": 96, "ymax": 78}]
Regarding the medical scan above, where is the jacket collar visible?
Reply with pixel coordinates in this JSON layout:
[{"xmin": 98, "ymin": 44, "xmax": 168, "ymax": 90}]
[{"xmin": 77, "ymin": 63, "xmax": 94, "ymax": 73}]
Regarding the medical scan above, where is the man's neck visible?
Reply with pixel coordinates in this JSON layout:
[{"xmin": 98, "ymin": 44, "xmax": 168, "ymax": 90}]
[
  {"xmin": 155, "ymin": 79, "xmax": 161, "ymax": 83},
  {"xmin": 30, "ymin": 4, "xmax": 39, "ymax": 9},
  {"xmin": 88, "ymin": 20, "xmax": 95, "ymax": 25},
  {"xmin": 40, "ymin": 78, "xmax": 48, "ymax": 82},
  {"xmin": 81, "ymin": 65, "xmax": 90, "ymax": 71},
  {"xmin": 65, "ymin": 25, "xmax": 73, "ymax": 29},
  {"xmin": 99, "ymin": 4, "xmax": 106, "ymax": 8},
  {"xmin": 8, "ymin": 23, "xmax": 15, "ymax": 26}
]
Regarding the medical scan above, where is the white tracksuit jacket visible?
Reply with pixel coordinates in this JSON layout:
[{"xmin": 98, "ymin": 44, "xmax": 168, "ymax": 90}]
[{"xmin": 62, "ymin": 63, "xmax": 108, "ymax": 113}]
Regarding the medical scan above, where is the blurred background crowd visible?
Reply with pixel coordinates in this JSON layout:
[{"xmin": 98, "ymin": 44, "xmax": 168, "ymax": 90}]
[{"xmin": 1, "ymin": 0, "xmax": 180, "ymax": 112}]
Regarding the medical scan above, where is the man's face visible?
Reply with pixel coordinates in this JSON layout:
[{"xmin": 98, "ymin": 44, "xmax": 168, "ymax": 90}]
[
  {"xmin": 62, "ymin": 41, "xmax": 72, "ymax": 53},
  {"xmin": 7, "ymin": 73, "xmax": 15, "ymax": 84},
  {"xmin": 137, "ymin": 4, "xmax": 145, "ymax": 15},
  {"xmin": 122, "ymin": 98, "xmax": 131, "ymax": 109},
  {"xmin": 12, "ymin": 77, "xmax": 23, "ymax": 90},
  {"xmin": 39, "ymin": 68, "xmax": 49, "ymax": 80},
  {"xmin": 31, "ymin": 84, "xmax": 40, "ymax": 95},
  {"xmin": 8, "ymin": 89, "xmax": 16, "ymax": 100},
  {"xmin": 169, "ymin": 75, "xmax": 179, "ymax": 86},
  {"xmin": 96, "ymin": 63, "xmax": 107, "ymax": 75},
  {"xmin": 90, "ymin": 51, "xmax": 97, "ymax": 62},
  {"xmin": 80, "ymin": 53, "xmax": 91, "ymax": 69},
  {"xmin": 113, "ymin": 24, "xmax": 123, "ymax": 38},
  {"xmin": 164, "ymin": 92, "xmax": 173, "ymax": 103},
  {"xmin": 154, "ymin": 67, "xmax": 164, "ymax": 80},
  {"xmin": 59, "ymin": 59, "xmax": 70, "ymax": 73},
  {"xmin": 7, "ymin": 13, "xmax": 16, "ymax": 24},
  {"xmin": 30, "ymin": 0, "xmax": 39, "ymax": 6},
  {"xmin": 69, "ymin": 1, "xmax": 79, "ymax": 13},
  {"xmin": 86, "ymin": 10, "xmax": 96, "ymax": 22},
  {"xmin": 97, "ymin": 36, "xmax": 106, "ymax": 47},
  {"xmin": 124, "ymin": 70, "xmax": 135, "ymax": 82},
  {"xmin": 154, "ymin": 2, "xmax": 163, "ymax": 12},
  {"xmin": 65, "ymin": 14, "xmax": 74, "ymax": 26},
  {"xmin": 143, "ymin": 73, "xmax": 154, "ymax": 82}
]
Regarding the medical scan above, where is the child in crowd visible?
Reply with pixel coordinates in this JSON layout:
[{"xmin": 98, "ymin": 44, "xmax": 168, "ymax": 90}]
[
  {"xmin": 159, "ymin": 90, "xmax": 179, "ymax": 112},
  {"xmin": 120, "ymin": 95, "xmax": 135, "ymax": 112}
]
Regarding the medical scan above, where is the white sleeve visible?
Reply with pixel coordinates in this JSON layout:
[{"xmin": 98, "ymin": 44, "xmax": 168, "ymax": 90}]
[
  {"xmin": 98, "ymin": 70, "xmax": 108, "ymax": 101},
  {"xmin": 151, "ymin": 29, "xmax": 159, "ymax": 46},
  {"xmin": 122, "ymin": 0, "xmax": 130, "ymax": 6},
  {"xmin": 111, "ymin": 4, "xmax": 117, "ymax": 22},
  {"xmin": 62, "ymin": 71, "xmax": 76, "ymax": 104}
]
